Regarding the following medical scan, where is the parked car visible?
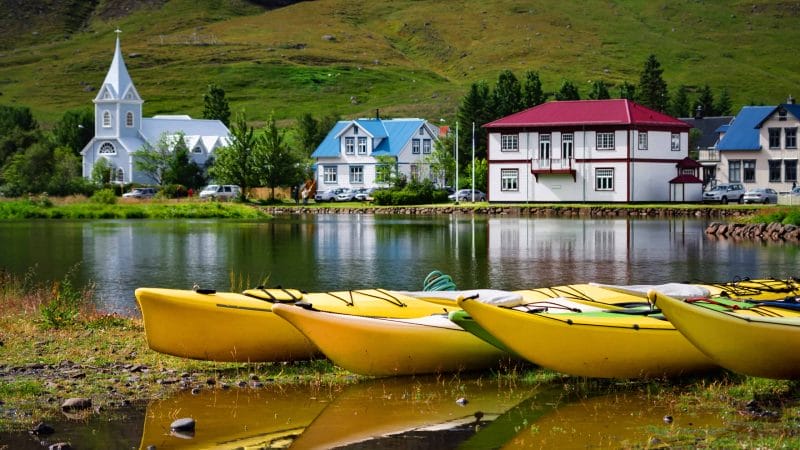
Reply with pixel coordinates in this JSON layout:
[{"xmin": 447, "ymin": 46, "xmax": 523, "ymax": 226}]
[
  {"xmin": 199, "ymin": 184, "xmax": 241, "ymax": 200},
  {"xmin": 743, "ymin": 187, "xmax": 779, "ymax": 204},
  {"xmin": 336, "ymin": 188, "xmax": 356, "ymax": 202},
  {"xmin": 702, "ymin": 183, "xmax": 745, "ymax": 204},
  {"xmin": 791, "ymin": 187, "xmax": 800, "ymax": 197},
  {"xmin": 448, "ymin": 189, "xmax": 486, "ymax": 202},
  {"xmin": 122, "ymin": 187, "xmax": 156, "ymax": 199},
  {"xmin": 315, "ymin": 187, "xmax": 345, "ymax": 202},
  {"xmin": 354, "ymin": 187, "xmax": 378, "ymax": 201}
]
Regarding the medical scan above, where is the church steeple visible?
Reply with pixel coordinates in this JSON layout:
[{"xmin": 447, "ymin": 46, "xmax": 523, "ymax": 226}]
[
  {"xmin": 93, "ymin": 30, "xmax": 143, "ymax": 139},
  {"xmin": 95, "ymin": 30, "xmax": 141, "ymax": 103}
]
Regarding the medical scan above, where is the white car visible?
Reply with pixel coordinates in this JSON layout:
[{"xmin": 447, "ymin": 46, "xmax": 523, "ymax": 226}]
[
  {"xmin": 743, "ymin": 187, "xmax": 779, "ymax": 204},
  {"xmin": 199, "ymin": 184, "xmax": 241, "ymax": 200},
  {"xmin": 315, "ymin": 188, "xmax": 345, "ymax": 202},
  {"xmin": 122, "ymin": 187, "xmax": 156, "ymax": 199},
  {"xmin": 448, "ymin": 189, "xmax": 486, "ymax": 202}
]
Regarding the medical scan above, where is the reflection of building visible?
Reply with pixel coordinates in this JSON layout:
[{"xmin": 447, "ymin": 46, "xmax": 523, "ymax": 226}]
[
  {"xmin": 485, "ymin": 99, "xmax": 691, "ymax": 203},
  {"xmin": 80, "ymin": 32, "xmax": 229, "ymax": 183}
]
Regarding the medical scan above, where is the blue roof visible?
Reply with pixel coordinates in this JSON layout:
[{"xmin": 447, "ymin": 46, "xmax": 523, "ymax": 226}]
[
  {"xmin": 312, "ymin": 118, "xmax": 428, "ymax": 158},
  {"xmin": 716, "ymin": 106, "xmax": 774, "ymax": 151},
  {"xmin": 714, "ymin": 124, "xmax": 730, "ymax": 133}
]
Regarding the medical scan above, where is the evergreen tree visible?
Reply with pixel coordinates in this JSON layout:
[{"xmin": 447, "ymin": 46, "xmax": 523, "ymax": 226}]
[
  {"xmin": 694, "ymin": 85, "xmax": 716, "ymax": 117},
  {"xmin": 295, "ymin": 113, "xmax": 320, "ymax": 156},
  {"xmin": 209, "ymin": 112, "xmax": 259, "ymax": 198},
  {"xmin": 202, "ymin": 84, "xmax": 231, "ymax": 127},
  {"xmin": 456, "ymin": 81, "xmax": 492, "ymax": 164},
  {"xmin": 491, "ymin": 70, "xmax": 523, "ymax": 117},
  {"xmin": 554, "ymin": 80, "xmax": 580, "ymax": 101},
  {"xmin": 636, "ymin": 54, "xmax": 669, "ymax": 112},
  {"xmin": 618, "ymin": 81, "xmax": 636, "ymax": 100},
  {"xmin": 670, "ymin": 85, "xmax": 691, "ymax": 118},
  {"xmin": 715, "ymin": 88, "xmax": 733, "ymax": 116},
  {"xmin": 522, "ymin": 70, "xmax": 547, "ymax": 108},
  {"xmin": 588, "ymin": 80, "xmax": 611, "ymax": 100}
]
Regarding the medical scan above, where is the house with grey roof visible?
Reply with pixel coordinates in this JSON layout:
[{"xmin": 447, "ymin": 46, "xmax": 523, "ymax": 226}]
[
  {"xmin": 311, "ymin": 117, "xmax": 439, "ymax": 190},
  {"xmin": 80, "ymin": 32, "xmax": 230, "ymax": 184},
  {"xmin": 715, "ymin": 99, "xmax": 799, "ymax": 192},
  {"xmin": 680, "ymin": 107, "xmax": 734, "ymax": 187}
]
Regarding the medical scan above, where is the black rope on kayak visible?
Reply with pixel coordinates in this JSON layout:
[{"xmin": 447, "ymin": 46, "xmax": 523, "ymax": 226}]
[
  {"xmin": 356, "ymin": 289, "xmax": 407, "ymax": 307},
  {"xmin": 324, "ymin": 291, "xmax": 354, "ymax": 307}
]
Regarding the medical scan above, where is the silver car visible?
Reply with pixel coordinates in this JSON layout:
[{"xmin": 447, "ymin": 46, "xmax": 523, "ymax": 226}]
[
  {"xmin": 702, "ymin": 183, "xmax": 745, "ymax": 204},
  {"xmin": 743, "ymin": 187, "xmax": 779, "ymax": 204}
]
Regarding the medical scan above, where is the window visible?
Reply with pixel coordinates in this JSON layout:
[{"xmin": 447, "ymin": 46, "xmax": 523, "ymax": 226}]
[
  {"xmin": 126, "ymin": 112, "xmax": 134, "ymax": 128},
  {"xmin": 501, "ymin": 134, "xmax": 519, "ymax": 151},
  {"xmin": 562, "ymin": 133, "xmax": 573, "ymax": 159},
  {"xmin": 357, "ymin": 137, "xmax": 367, "ymax": 155},
  {"xmin": 412, "ymin": 139, "xmax": 420, "ymax": 154},
  {"xmin": 596, "ymin": 132, "xmax": 614, "ymax": 150},
  {"xmin": 768, "ymin": 128, "xmax": 781, "ymax": 149},
  {"xmin": 786, "ymin": 128, "xmax": 797, "ymax": 149},
  {"xmin": 419, "ymin": 127, "xmax": 424, "ymax": 136},
  {"xmin": 729, "ymin": 160, "xmax": 741, "ymax": 183},
  {"xmin": 410, "ymin": 164, "xmax": 419, "ymax": 180},
  {"xmin": 349, "ymin": 166, "xmax": 364, "ymax": 184},
  {"xmin": 99, "ymin": 142, "xmax": 116, "ymax": 154},
  {"xmin": 768, "ymin": 160, "xmax": 782, "ymax": 182},
  {"xmin": 778, "ymin": 108, "xmax": 787, "ymax": 121},
  {"xmin": 103, "ymin": 111, "xmax": 112, "ymax": 128},
  {"xmin": 785, "ymin": 160, "xmax": 798, "ymax": 182},
  {"xmin": 353, "ymin": 126, "xmax": 359, "ymax": 135},
  {"xmin": 595, "ymin": 168, "xmax": 614, "ymax": 191},
  {"xmin": 638, "ymin": 132, "xmax": 648, "ymax": 150},
  {"xmin": 323, "ymin": 166, "xmax": 337, "ymax": 183},
  {"xmin": 743, "ymin": 160, "xmax": 756, "ymax": 183},
  {"xmin": 501, "ymin": 169, "xmax": 519, "ymax": 191},
  {"xmin": 671, "ymin": 133, "xmax": 681, "ymax": 151},
  {"xmin": 114, "ymin": 168, "xmax": 124, "ymax": 183},
  {"xmin": 192, "ymin": 146, "xmax": 202, "ymax": 154},
  {"xmin": 345, "ymin": 137, "xmax": 355, "ymax": 155},
  {"xmin": 539, "ymin": 134, "xmax": 551, "ymax": 160},
  {"xmin": 422, "ymin": 139, "xmax": 432, "ymax": 154}
]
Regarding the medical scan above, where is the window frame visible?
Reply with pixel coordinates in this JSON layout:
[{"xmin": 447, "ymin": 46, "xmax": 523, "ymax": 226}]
[
  {"xmin": 103, "ymin": 111, "xmax": 112, "ymax": 128},
  {"xmin": 768, "ymin": 128, "xmax": 781, "ymax": 149},
  {"xmin": 785, "ymin": 160, "xmax": 798, "ymax": 182},
  {"xmin": 344, "ymin": 137, "xmax": 355, "ymax": 155},
  {"xmin": 422, "ymin": 139, "xmax": 432, "ymax": 154},
  {"xmin": 357, "ymin": 137, "xmax": 368, "ymax": 155},
  {"xmin": 743, "ymin": 160, "xmax": 756, "ymax": 183},
  {"xmin": 500, "ymin": 168, "xmax": 519, "ymax": 191},
  {"xmin": 768, "ymin": 160, "xmax": 782, "ymax": 182},
  {"xmin": 501, "ymin": 134, "xmax": 519, "ymax": 152},
  {"xmin": 539, "ymin": 133, "xmax": 551, "ymax": 160},
  {"xmin": 562, "ymin": 133, "xmax": 574, "ymax": 160},
  {"xmin": 349, "ymin": 165, "xmax": 364, "ymax": 184},
  {"xmin": 125, "ymin": 112, "xmax": 134, "ymax": 128},
  {"xmin": 323, "ymin": 166, "xmax": 337, "ymax": 183},
  {"xmin": 99, "ymin": 142, "xmax": 116, "ymax": 155},
  {"xmin": 671, "ymin": 133, "xmax": 681, "ymax": 152},
  {"xmin": 412, "ymin": 139, "xmax": 421, "ymax": 154},
  {"xmin": 595, "ymin": 168, "xmax": 614, "ymax": 191},
  {"xmin": 638, "ymin": 132, "xmax": 648, "ymax": 150},
  {"xmin": 729, "ymin": 160, "xmax": 741, "ymax": 183},
  {"xmin": 596, "ymin": 132, "xmax": 614, "ymax": 150},
  {"xmin": 785, "ymin": 127, "xmax": 797, "ymax": 149}
]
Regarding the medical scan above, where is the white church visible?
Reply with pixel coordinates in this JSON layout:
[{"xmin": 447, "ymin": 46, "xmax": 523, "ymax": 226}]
[{"xmin": 80, "ymin": 32, "xmax": 230, "ymax": 184}]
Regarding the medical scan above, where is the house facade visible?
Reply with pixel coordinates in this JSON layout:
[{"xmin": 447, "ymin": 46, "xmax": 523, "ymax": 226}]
[
  {"xmin": 715, "ymin": 101, "xmax": 799, "ymax": 192},
  {"xmin": 485, "ymin": 99, "xmax": 692, "ymax": 203},
  {"xmin": 680, "ymin": 107, "xmax": 734, "ymax": 187},
  {"xmin": 311, "ymin": 118, "xmax": 439, "ymax": 189},
  {"xmin": 80, "ymin": 33, "xmax": 230, "ymax": 184}
]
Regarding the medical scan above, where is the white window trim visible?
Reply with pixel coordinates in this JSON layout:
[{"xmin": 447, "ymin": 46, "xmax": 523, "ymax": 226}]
[
  {"xmin": 501, "ymin": 134, "xmax": 519, "ymax": 152},
  {"xmin": 103, "ymin": 111, "xmax": 112, "ymax": 128},
  {"xmin": 562, "ymin": 133, "xmax": 573, "ymax": 160},
  {"xmin": 345, "ymin": 137, "xmax": 355, "ymax": 155},
  {"xmin": 125, "ymin": 112, "xmax": 134, "ymax": 128},
  {"xmin": 597, "ymin": 132, "xmax": 614, "ymax": 150},
  {"xmin": 595, "ymin": 168, "xmax": 614, "ymax": 191},
  {"xmin": 323, "ymin": 166, "xmax": 337, "ymax": 183},
  {"xmin": 349, "ymin": 165, "xmax": 364, "ymax": 184},
  {"xmin": 99, "ymin": 142, "xmax": 116, "ymax": 155},
  {"xmin": 539, "ymin": 133, "xmax": 551, "ymax": 160},
  {"xmin": 500, "ymin": 168, "xmax": 519, "ymax": 191},
  {"xmin": 422, "ymin": 139, "xmax": 432, "ymax": 154},
  {"xmin": 412, "ymin": 139, "xmax": 421, "ymax": 154},
  {"xmin": 638, "ymin": 132, "xmax": 648, "ymax": 150}
]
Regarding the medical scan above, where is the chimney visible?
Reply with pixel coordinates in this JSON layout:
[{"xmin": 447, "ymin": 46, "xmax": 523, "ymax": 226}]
[
  {"xmin": 788, "ymin": 95, "xmax": 796, "ymax": 105},
  {"xmin": 694, "ymin": 105, "xmax": 704, "ymax": 119},
  {"xmin": 376, "ymin": 109, "xmax": 380, "ymax": 120}
]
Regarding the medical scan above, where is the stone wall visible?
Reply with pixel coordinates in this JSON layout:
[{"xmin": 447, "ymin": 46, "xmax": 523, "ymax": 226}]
[{"xmin": 705, "ymin": 222, "xmax": 800, "ymax": 242}]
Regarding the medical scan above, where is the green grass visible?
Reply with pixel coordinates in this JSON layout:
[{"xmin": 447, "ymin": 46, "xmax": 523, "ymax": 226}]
[
  {"xmin": 0, "ymin": 0, "xmax": 798, "ymax": 126},
  {"xmin": 0, "ymin": 199, "xmax": 270, "ymax": 219}
]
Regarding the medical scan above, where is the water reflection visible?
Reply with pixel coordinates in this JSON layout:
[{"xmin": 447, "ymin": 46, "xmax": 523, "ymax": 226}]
[{"xmin": 0, "ymin": 215, "xmax": 797, "ymax": 315}]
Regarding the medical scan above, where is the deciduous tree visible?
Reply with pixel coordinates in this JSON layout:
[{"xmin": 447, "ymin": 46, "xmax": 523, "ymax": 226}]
[
  {"xmin": 259, "ymin": 115, "xmax": 304, "ymax": 200},
  {"xmin": 132, "ymin": 132, "xmax": 181, "ymax": 186},
  {"xmin": 209, "ymin": 112, "xmax": 259, "ymax": 198},
  {"xmin": 51, "ymin": 109, "xmax": 93, "ymax": 155}
]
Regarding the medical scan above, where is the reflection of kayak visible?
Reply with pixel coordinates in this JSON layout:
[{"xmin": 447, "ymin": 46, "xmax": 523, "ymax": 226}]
[
  {"xmin": 134, "ymin": 287, "xmax": 454, "ymax": 362},
  {"xmin": 138, "ymin": 384, "xmax": 327, "ymax": 449},
  {"xmin": 290, "ymin": 376, "xmax": 539, "ymax": 450},
  {"xmin": 272, "ymin": 304, "xmax": 509, "ymax": 376},
  {"xmin": 458, "ymin": 296, "xmax": 717, "ymax": 378},
  {"xmin": 650, "ymin": 290, "xmax": 800, "ymax": 379},
  {"xmin": 501, "ymin": 392, "xmax": 724, "ymax": 449}
]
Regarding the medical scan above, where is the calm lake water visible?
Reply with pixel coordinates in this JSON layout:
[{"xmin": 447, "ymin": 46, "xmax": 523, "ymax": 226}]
[{"xmin": 0, "ymin": 214, "xmax": 798, "ymax": 315}]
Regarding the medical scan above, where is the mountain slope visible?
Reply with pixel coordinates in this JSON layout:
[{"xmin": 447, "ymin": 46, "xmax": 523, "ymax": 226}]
[{"xmin": 0, "ymin": 0, "xmax": 798, "ymax": 125}]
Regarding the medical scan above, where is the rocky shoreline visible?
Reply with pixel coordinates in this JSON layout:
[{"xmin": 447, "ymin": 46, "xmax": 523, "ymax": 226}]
[{"xmin": 705, "ymin": 221, "xmax": 800, "ymax": 241}]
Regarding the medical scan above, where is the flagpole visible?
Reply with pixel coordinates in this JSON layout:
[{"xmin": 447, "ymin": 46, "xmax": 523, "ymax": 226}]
[
  {"xmin": 471, "ymin": 122, "xmax": 475, "ymax": 202},
  {"xmin": 455, "ymin": 121, "xmax": 459, "ymax": 205}
]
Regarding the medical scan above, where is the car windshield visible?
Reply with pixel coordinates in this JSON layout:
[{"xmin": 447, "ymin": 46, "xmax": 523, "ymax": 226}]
[{"xmin": 202, "ymin": 185, "xmax": 219, "ymax": 192}]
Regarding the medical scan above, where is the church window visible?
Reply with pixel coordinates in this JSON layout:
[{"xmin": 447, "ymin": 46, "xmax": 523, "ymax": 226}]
[
  {"xmin": 99, "ymin": 143, "xmax": 116, "ymax": 155},
  {"xmin": 114, "ymin": 168, "xmax": 124, "ymax": 183},
  {"xmin": 126, "ymin": 112, "xmax": 134, "ymax": 128},
  {"xmin": 103, "ymin": 111, "xmax": 112, "ymax": 128},
  {"xmin": 193, "ymin": 146, "xmax": 202, "ymax": 154}
]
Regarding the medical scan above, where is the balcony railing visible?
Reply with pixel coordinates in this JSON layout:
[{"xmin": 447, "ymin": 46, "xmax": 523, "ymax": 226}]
[
  {"xmin": 697, "ymin": 149, "xmax": 720, "ymax": 162},
  {"xmin": 531, "ymin": 158, "xmax": 573, "ymax": 171}
]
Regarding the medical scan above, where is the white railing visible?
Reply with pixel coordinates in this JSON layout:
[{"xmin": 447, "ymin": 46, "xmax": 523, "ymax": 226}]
[
  {"xmin": 532, "ymin": 158, "xmax": 573, "ymax": 171},
  {"xmin": 697, "ymin": 149, "xmax": 720, "ymax": 162}
]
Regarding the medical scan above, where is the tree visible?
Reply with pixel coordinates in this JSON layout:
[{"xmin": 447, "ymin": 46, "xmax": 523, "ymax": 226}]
[
  {"xmin": 463, "ymin": 158, "xmax": 488, "ymax": 191},
  {"xmin": 47, "ymin": 146, "xmax": 85, "ymax": 196},
  {"xmin": 694, "ymin": 85, "xmax": 716, "ymax": 117},
  {"xmin": 132, "ymin": 132, "xmax": 180, "ymax": 186},
  {"xmin": 0, "ymin": 105, "xmax": 37, "ymax": 135},
  {"xmin": 258, "ymin": 115, "xmax": 304, "ymax": 200},
  {"xmin": 51, "ymin": 108, "xmax": 93, "ymax": 155},
  {"xmin": 636, "ymin": 54, "xmax": 669, "ymax": 112},
  {"xmin": 554, "ymin": 80, "xmax": 580, "ymax": 100},
  {"xmin": 618, "ymin": 81, "xmax": 636, "ymax": 100},
  {"xmin": 670, "ymin": 85, "xmax": 691, "ymax": 118},
  {"xmin": 456, "ymin": 81, "xmax": 492, "ymax": 165},
  {"xmin": 0, "ymin": 105, "xmax": 39, "ymax": 167},
  {"xmin": 209, "ymin": 112, "xmax": 259, "ymax": 198},
  {"xmin": 588, "ymin": 80, "xmax": 611, "ymax": 100},
  {"xmin": 1, "ymin": 141, "xmax": 53, "ymax": 196},
  {"xmin": 202, "ymin": 84, "xmax": 231, "ymax": 127},
  {"xmin": 491, "ymin": 70, "xmax": 523, "ymax": 118},
  {"xmin": 424, "ymin": 132, "xmax": 456, "ymax": 188},
  {"xmin": 295, "ymin": 113, "xmax": 320, "ymax": 156},
  {"xmin": 715, "ymin": 88, "xmax": 733, "ymax": 116},
  {"xmin": 522, "ymin": 70, "xmax": 547, "ymax": 108},
  {"xmin": 91, "ymin": 158, "xmax": 113, "ymax": 184},
  {"xmin": 375, "ymin": 155, "xmax": 398, "ymax": 186},
  {"xmin": 164, "ymin": 138, "xmax": 205, "ymax": 189}
]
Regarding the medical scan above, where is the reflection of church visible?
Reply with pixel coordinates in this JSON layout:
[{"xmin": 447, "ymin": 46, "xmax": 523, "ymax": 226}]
[{"xmin": 80, "ymin": 31, "xmax": 230, "ymax": 184}]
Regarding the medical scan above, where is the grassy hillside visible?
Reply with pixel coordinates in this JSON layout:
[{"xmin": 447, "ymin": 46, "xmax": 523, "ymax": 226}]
[{"xmin": 0, "ymin": 0, "xmax": 798, "ymax": 127}]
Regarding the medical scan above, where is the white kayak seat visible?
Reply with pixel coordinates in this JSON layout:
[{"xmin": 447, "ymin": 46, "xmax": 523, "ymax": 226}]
[
  {"xmin": 399, "ymin": 289, "xmax": 524, "ymax": 306},
  {"xmin": 590, "ymin": 282, "xmax": 711, "ymax": 300}
]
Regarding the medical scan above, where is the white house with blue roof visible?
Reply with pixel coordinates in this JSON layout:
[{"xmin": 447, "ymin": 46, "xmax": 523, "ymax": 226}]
[
  {"xmin": 716, "ymin": 98, "xmax": 799, "ymax": 191},
  {"xmin": 80, "ymin": 32, "xmax": 230, "ymax": 184},
  {"xmin": 311, "ymin": 117, "xmax": 439, "ymax": 189}
]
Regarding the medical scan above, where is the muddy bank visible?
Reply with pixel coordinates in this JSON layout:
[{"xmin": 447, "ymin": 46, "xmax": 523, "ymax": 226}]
[{"xmin": 705, "ymin": 221, "xmax": 800, "ymax": 242}]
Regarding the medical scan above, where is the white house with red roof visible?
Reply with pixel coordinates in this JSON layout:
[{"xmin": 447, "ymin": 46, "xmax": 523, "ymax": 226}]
[{"xmin": 484, "ymin": 99, "xmax": 693, "ymax": 202}]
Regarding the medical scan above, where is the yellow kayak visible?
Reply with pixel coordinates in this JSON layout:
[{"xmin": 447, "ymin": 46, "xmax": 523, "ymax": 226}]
[
  {"xmin": 139, "ymin": 384, "xmax": 326, "ymax": 449},
  {"xmin": 649, "ymin": 290, "xmax": 800, "ymax": 379},
  {"xmin": 457, "ymin": 297, "xmax": 718, "ymax": 378},
  {"xmin": 135, "ymin": 287, "xmax": 453, "ymax": 362},
  {"xmin": 272, "ymin": 303, "xmax": 509, "ymax": 376}
]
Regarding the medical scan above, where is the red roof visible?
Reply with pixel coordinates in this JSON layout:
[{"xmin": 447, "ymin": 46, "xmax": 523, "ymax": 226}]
[
  {"xmin": 484, "ymin": 99, "xmax": 691, "ymax": 129},
  {"xmin": 669, "ymin": 174, "xmax": 703, "ymax": 184}
]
